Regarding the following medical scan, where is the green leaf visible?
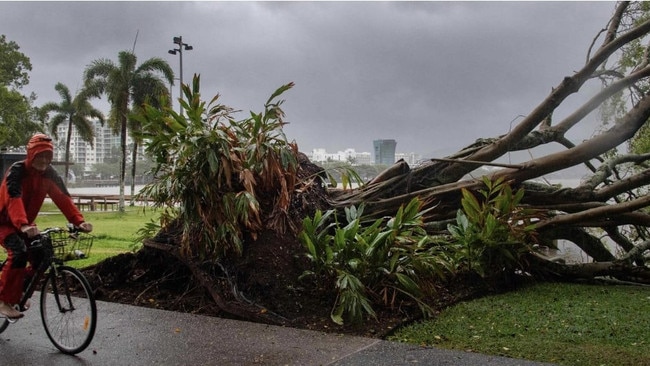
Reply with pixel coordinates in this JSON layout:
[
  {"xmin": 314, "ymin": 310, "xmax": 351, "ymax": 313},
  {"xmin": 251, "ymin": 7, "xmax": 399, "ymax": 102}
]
[
  {"xmin": 265, "ymin": 82, "xmax": 295, "ymax": 106},
  {"xmin": 395, "ymin": 273, "xmax": 422, "ymax": 297},
  {"xmin": 460, "ymin": 188, "xmax": 482, "ymax": 221},
  {"xmin": 331, "ymin": 305, "xmax": 345, "ymax": 325}
]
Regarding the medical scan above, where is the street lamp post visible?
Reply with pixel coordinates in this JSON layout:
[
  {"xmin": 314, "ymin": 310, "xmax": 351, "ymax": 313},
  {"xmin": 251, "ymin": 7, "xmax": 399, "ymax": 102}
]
[{"xmin": 168, "ymin": 36, "xmax": 193, "ymax": 114}]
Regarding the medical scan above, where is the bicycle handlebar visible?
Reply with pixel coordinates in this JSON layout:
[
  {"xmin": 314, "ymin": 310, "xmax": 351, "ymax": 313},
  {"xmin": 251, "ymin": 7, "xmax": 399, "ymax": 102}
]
[
  {"xmin": 39, "ymin": 224, "xmax": 86, "ymax": 236},
  {"xmin": 30, "ymin": 225, "xmax": 87, "ymax": 249}
]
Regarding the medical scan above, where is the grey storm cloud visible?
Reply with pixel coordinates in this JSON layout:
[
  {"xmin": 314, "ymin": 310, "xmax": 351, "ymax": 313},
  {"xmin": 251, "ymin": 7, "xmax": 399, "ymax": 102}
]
[{"xmin": 1, "ymin": 1, "xmax": 616, "ymax": 158}]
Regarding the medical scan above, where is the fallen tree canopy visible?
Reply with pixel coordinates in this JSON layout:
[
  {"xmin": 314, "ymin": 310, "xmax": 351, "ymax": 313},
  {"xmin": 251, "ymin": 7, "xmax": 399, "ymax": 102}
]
[
  {"xmin": 328, "ymin": 1, "xmax": 650, "ymax": 283},
  {"xmin": 129, "ymin": 2, "xmax": 650, "ymax": 325}
]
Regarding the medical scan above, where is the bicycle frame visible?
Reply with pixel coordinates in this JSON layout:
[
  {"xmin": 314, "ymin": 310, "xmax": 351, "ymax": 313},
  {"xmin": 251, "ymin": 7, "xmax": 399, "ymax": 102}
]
[{"xmin": 15, "ymin": 231, "xmax": 61, "ymax": 312}]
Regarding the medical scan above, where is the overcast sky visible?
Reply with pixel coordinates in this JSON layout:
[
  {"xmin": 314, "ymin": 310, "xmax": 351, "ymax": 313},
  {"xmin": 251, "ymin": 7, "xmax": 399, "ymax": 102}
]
[{"xmin": 1, "ymin": 1, "xmax": 616, "ymax": 158}]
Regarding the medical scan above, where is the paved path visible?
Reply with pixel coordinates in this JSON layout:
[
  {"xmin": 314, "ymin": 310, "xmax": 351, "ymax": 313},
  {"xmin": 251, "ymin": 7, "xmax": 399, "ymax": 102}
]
[{"xmin": 0, "ymin": 300, "xmax": 556, "ymax": 365}]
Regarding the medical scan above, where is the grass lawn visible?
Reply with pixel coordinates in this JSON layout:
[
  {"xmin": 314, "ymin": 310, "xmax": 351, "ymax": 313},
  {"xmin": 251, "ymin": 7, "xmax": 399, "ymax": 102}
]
[
  {"xmin": 389, "ymin": 281, "xmax": 650, "ymax": 366},
  {"xmin": 34, "ymin": 202, "xmax": 159, "ymax": 268}
]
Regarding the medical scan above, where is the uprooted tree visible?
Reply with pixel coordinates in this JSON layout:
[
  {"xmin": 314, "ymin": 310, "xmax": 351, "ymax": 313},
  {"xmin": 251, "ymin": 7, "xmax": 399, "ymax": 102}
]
[{"xmin": 126, "ymin": 2, "xmax": 650, "ymax": 325}]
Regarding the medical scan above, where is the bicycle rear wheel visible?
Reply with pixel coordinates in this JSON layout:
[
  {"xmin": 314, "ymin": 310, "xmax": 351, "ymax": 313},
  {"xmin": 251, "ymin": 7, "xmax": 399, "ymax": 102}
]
[{"xmin": 40, "ymin": 265, "xmax": 97, "ymax": 354}]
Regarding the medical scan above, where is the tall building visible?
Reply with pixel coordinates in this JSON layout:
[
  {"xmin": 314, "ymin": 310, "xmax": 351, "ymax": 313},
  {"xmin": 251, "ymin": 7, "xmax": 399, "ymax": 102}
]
[
  {"xmin": 55, "ymin": 119, "xmax": 107, "ymax": 167},
  {"xmin": 53, "ymin": 119, "xmax": 142, "ymax": 175},
  {"xmin": 373, "ymin": 139, "xmax": 396, "ymax": 165}
]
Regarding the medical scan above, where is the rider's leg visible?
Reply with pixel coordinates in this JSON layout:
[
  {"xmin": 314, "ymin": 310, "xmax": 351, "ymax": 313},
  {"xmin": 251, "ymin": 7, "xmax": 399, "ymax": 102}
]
[
  {"xmin": 22, "ymin": 243, "xmax": 44, "ymax": 311},
  {"xmin": 0, "ymin": 234, "xmax": 27, "ymax": 318}
]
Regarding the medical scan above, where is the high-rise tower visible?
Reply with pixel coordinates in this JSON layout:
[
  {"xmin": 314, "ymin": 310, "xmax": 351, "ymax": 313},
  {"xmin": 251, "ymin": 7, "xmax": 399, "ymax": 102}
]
[{"xmin": 373, "ymin": 139, "xmax": 397, "ymax": 165}]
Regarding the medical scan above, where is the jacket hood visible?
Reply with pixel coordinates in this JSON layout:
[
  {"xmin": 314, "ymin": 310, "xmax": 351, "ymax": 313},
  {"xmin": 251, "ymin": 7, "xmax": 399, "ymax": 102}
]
[{"xmin": 26, "ymin": 133, "xmax": 54, "ymax": 169}]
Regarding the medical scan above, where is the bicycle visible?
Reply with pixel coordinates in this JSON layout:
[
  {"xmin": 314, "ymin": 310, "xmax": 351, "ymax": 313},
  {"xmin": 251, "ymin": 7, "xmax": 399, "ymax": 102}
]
[{"xmin": 0, "ymin": 225, "xmax": 97, "ymax": 354}]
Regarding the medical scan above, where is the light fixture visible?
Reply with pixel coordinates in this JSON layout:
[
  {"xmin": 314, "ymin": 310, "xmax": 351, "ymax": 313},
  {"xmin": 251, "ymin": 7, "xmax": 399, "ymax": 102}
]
[{"xmin": 168, "ymin": 36, "xmax": 193, "ymax": 115}]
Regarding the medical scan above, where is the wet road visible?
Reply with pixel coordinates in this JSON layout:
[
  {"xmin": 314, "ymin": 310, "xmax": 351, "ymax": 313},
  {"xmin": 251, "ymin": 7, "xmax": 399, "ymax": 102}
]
[{"xmin": 0, "ymin": 299, "xmax": 556, "ymax": 365}]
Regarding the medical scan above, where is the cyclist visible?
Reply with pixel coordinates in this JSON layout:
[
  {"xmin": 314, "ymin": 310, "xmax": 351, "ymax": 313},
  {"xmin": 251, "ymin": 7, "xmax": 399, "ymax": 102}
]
[{"xmin": 0, "ymin": 133, "xmax": 93, "ymax": 319}]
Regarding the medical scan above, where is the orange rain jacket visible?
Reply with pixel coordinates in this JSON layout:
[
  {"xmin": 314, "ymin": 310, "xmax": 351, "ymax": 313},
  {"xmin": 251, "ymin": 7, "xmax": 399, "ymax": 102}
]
[{"xmin": 0, "ymin": 134, "xmax": 85, "ymax": 304}]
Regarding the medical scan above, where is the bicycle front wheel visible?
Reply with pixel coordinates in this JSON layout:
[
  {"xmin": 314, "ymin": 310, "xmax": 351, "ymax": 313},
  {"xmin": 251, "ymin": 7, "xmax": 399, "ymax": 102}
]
[{"xmin": 40, "ymin": 265, "xmax": 97, "ymax": 354}]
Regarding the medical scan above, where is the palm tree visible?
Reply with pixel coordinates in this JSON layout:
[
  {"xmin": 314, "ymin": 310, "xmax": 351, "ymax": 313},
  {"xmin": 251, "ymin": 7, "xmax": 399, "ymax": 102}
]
[
  {"xmin": 40, "ymin": 83, "xmax": 105, "ymax": 184},
  {"xmin": 83, "ymin": 51, "xmax": 173, "ymax": 211},
  {"xmin": 127, "ymin": 78, "xmax": 172, "ymax": 205}
]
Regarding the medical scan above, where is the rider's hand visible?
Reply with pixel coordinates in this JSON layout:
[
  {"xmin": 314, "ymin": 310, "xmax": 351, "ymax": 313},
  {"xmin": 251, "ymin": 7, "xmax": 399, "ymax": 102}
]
[
  {"xmin": 79, "ymin": 222, "xmax": 93, "ymax": 233},
  {"xmin": 20, "ymin": 225, "xmax": 40, "ymax": 238}
]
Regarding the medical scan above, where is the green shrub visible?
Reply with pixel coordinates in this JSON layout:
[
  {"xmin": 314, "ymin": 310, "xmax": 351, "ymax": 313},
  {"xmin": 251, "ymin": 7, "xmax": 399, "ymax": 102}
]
[
  {"xmin": 134, "ymin": 76, "xmax": 298, "ymax": 260},
  {"xmin": 447, "ymin": 177, "xmax": 540, "ymax": 279},
  {"xmin": 300, "ymin": 197, "xmax": 451, "ymax": 325}
]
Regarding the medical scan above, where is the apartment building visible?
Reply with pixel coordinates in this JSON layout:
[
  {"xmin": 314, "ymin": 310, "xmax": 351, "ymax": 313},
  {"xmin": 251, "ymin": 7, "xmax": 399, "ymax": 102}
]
[
  {"xmin": 373, "ymin": 139, "xmax": 397, "ymax": 165},
  {"xmin": 53, "ymin": 119, "xmax": 141, "ymax": 174}
]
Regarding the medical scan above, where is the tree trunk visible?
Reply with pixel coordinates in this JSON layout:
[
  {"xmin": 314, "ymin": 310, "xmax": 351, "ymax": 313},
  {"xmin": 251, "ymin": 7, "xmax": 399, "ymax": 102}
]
[
  {"xmin": 130, "ymin": 140, "xmax": 137, "ymax": 206},
  {"xmin": 118, "ymin": 97, "xmax": 128, "ymax": 213},
  {"xmin": 64, "ymin": 116, "xmax": 73, "ymax": 185}
]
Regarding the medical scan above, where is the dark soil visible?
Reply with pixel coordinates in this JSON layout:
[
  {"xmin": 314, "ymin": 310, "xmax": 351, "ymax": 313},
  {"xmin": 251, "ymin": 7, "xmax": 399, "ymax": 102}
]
[{"xmin": 81, "ymin": 230, "xmax": 489, "ymax": 339}]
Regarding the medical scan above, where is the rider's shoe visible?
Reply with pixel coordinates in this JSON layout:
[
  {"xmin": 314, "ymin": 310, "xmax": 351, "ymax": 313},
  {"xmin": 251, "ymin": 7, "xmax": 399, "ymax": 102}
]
[{"xmin": 0, "ymin": 301, "xmax": 23, "ymax": 319}]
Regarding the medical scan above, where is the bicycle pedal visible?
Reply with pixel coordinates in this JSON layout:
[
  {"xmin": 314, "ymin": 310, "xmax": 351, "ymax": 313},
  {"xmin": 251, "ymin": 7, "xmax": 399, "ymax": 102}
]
[
  {"xmin": 5, "ymin": 307, "xmax": 21, "ymax": 323},
  {"xmin": 6, "ymin": 316, "xmax": 19, "ymax": 324}
]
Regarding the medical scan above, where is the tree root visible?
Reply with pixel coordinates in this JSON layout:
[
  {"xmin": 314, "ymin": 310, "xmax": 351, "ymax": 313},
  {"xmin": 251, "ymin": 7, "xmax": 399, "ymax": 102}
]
[
  {"xmin": 143, "ymin": 239, "xmax": 289, "ymax": 325},
  {"xmin": 528, "ymin": 253, "xmax": 650, "ymax": 284}
]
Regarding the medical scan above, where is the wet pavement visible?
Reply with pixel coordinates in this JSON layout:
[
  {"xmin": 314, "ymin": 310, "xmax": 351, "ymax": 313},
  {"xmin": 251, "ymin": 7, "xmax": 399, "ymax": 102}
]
[{"xmin": 0, "ymin": 299, "xmax": 556, "ymax": 365}]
